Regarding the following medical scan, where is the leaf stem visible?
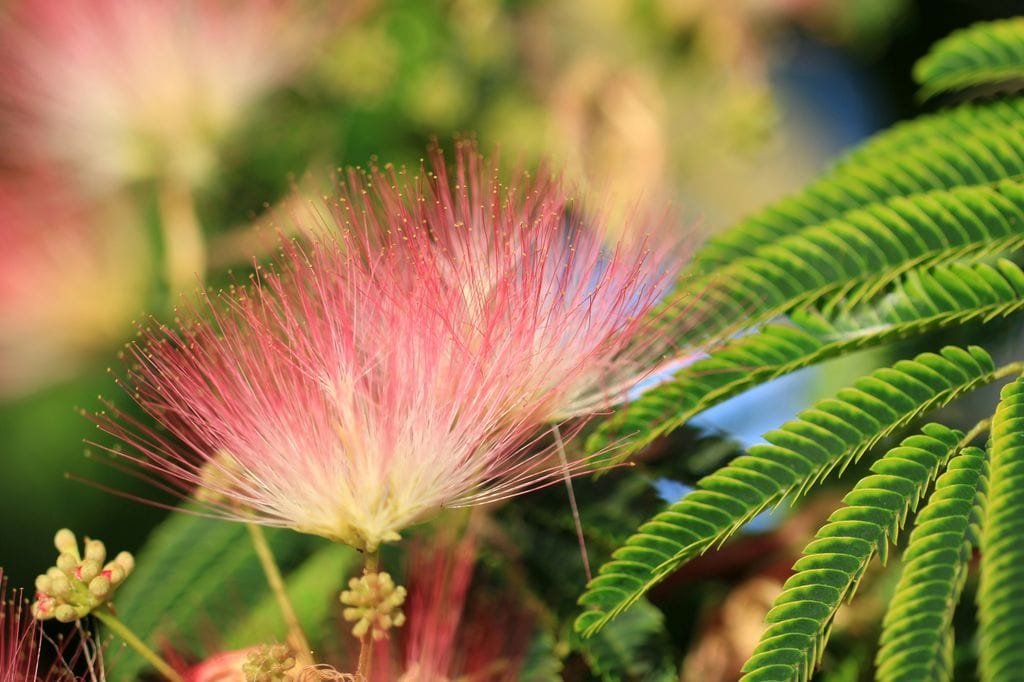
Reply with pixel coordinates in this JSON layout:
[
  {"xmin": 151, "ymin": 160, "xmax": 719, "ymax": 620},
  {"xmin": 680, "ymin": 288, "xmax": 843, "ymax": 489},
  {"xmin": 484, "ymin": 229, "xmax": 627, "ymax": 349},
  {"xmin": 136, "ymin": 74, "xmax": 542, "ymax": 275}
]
[
  {"xmin": 245, "ymin": 523, "xmax": 314, "ymax": 668},
  {"xmin": 93, "ymin": 607, "xmax": 183, "ymax": 682}
]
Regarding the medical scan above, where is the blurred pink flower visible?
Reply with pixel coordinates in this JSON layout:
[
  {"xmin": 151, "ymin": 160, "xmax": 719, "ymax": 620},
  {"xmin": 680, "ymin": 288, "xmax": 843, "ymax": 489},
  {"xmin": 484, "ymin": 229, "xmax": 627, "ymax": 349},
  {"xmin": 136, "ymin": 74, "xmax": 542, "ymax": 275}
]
[
  {"xmin": 0, "ymin": 175, "xmax": 147, "ymax": 398},
  {"xmin": 0, "ymin": 0, "xmax": 319, "ymax": 191},
  {"xmin": 382, "ymin": 532, "xmax": 533, "ymax": 682},
  {"xmin": 179, "ymin": 648, "xmax": 251, "ymax": 682},
  {"xmin": 95, "ymin": 146, "xmax": 691, "ymax": 551}
]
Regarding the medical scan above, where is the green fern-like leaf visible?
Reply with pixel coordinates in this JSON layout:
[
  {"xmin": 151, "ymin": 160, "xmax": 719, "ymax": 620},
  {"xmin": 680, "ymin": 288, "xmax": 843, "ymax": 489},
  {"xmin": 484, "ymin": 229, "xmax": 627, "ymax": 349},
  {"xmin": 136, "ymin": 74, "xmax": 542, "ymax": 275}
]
[
  {"xmin": 979, "ymin": 375, "xmax": 1024, "ymax": 680},
  {"xmin": 835, "ymin": 98, "xmax": 1024, "ymax": 173},
  {"xmin": 914, "ymin": 18, "xmax": 1024, "ymax": 99},
  {"xmin": 664, "ymin": 180, "xmax": 1024, "ymax": 351},
  {"xmin": 591, "ymin": 259, "xmax": 1024, "ymax": 458},
  {"xmin": 576, "ymin": 598, "xmax": 677, "ymax": 682},
  {"xmin": 694, "ymin": 123, "xmax": 1024, "ymax": 271},
  {"xmin": 576, "ymin": 346, "xmax": 1006, "ymax": 638},
  {"xmin": 739, "ymin": 424, "xmax": 968, "ymax": 682},
  {"xmin": 875, "ymin": 446, "xmax": 988, "ymax": 682}
]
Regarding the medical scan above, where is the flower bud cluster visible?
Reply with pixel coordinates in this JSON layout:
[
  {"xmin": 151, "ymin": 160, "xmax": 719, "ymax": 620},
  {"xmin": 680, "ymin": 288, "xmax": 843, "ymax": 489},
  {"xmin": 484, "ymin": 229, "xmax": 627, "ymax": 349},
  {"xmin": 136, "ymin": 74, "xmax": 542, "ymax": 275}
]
[
  {"xmin": 31, "ymin": 528, "xmax": 134, "ymax": 622},
  {"xmin": 242, "ymin": 644, "xmax": 296, "ymax": 682},
  {"xmin": 340, "ymin": 571, "xmax": 406, "ymax": 640}
]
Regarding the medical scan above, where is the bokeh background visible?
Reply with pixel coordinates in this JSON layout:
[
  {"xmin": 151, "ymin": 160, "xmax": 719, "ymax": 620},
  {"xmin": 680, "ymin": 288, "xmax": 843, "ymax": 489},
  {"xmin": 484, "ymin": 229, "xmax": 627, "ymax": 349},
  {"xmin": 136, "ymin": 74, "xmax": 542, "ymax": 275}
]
[{"xmin": 0, "ymin": 0, "xmax": 1019, "ymax": 658}]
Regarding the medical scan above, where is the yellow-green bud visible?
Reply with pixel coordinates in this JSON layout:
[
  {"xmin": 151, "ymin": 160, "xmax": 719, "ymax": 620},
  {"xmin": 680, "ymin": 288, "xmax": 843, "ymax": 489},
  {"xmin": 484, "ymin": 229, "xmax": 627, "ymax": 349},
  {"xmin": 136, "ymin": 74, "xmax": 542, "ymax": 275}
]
[
  {"xmin": 84, "ymin": 539, "xmax": 106, "ymax": 564},
  {"xmin": 50, "ymin": 574, "xmax": 71, "ymax": 598},
  {"xmin": 114, "ymin": 551, "xmax": 134, "ymax": 574},
  {"xmin": 105, "ymin": 564, "xmax": 125, "ymax": 585},
  {"xmin": 77, "ymin": 560, "xmax": 100, "ymax": 583},
  {"xmin": 54, "ymin": 604, "xmax": 78, "ymax": 623},
  {"xmin": 31, "ymin": 529, "xmax": 136, "ymax": 623},
  {"xmin": 35, "ymin": 574, "xmax": 52, "ymax": 593},
  {"xmin": 54, "ymin": 529, "xmax": 77, "ymax": 555},
  {"xmin": 56, "ymin": 553, "xmax": 77, "ymax": 573},
  {"xmin": 89, "ymin": 576, "xmax": 111, "ymax": 598}
]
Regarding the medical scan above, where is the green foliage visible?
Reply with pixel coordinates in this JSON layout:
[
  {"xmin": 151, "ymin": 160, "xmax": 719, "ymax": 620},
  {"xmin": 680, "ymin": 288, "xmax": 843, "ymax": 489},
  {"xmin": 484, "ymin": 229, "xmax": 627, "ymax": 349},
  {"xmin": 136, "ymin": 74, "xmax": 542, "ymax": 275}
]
[
  {"xmin": 694, "ymin": 123, "xmax": 1024, "ymax": 271},
  {"xmin": 663, "ymin": 180, "xmax": 1024, "ymax": 352},
  {"xmin": 578, "ymin": 17, "xmax": 1024, "ymax": 681},
  {"xmin": 223, "ymin": 542, "xmax": 358, "ymax": 650},
  {"xmin": 914, "ymin": 18, "xmax": 1024, "ymax": 99},
  {"xmin": 577, "ymin": 346, "xmax": 1002, "ymax": 636},
  {"xmin": 590, "ymin": 259, "xmax": 1024, "ymax": 458},
  {"xmin": 739, "ymin": 424, "xmax": 965, "ymax": 682},
  {"xmin": 109, "ymin": 511, "xmax": 323, "ymax": 681},
  {"xmin": 575, "ymin": 598, "xmax": 678, "ymax": 682},
  {"xmin": 979, "ymin": 377, "xmax": 1024, "ymax": 680},
  {"xmin": 875, "ymin": 446, "xmax": 988, "ymax": 682}
]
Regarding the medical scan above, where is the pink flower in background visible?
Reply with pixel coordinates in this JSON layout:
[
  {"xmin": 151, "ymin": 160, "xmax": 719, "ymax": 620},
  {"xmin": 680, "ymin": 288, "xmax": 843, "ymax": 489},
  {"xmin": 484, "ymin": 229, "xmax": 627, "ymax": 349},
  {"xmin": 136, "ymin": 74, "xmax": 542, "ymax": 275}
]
[
  {"xmin": 0, "ymin": 0, "xmax": 320, "ymax": 191},
  {"xmin": 94, "ymin": 146, "xmax": 692, "ymax": 551},
  {"xmin": 0, "ymin": 175, "xmax": 147, "ymax": 398},
  {"xmin": 382, "ymin": 532, "xmax": 533, "ymax": 682}
]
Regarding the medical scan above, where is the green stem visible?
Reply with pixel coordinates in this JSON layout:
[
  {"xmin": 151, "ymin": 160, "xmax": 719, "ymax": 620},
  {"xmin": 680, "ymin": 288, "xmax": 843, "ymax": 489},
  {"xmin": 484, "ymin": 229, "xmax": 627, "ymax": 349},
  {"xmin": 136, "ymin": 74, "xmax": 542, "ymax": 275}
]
[
  {"xmin": 355, "ymin": 550, "xmax": 380, "ymax": 680},
  {"xmin": 246, "ymin": 523, "xmax": 314, "ymax": 668},
  {"xmin": 93, "ymin": 607, "xmax": 183, "ymax": 682},
  {"xmin": 157, "ymin": 179, "xmax": 205, "ymax": 299}
]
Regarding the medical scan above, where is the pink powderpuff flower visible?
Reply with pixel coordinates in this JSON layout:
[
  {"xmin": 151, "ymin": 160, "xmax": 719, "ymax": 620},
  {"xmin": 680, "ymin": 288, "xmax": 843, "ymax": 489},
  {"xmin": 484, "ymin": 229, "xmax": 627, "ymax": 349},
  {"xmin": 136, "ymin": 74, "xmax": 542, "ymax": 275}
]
[
  {"xmin": 352, "ymin": 142, "xmax": 697, "ymax": 421},
  {"xmin": 0, "ymin": 174, "xmax": 148, "ymax": 398},
  {"xmin": 0, "ymin": 0, "xmax": 322, "ymax": 192},
  {"xmin": 93, "ymin": 146, "xmax": 692, "ymax": 551}
]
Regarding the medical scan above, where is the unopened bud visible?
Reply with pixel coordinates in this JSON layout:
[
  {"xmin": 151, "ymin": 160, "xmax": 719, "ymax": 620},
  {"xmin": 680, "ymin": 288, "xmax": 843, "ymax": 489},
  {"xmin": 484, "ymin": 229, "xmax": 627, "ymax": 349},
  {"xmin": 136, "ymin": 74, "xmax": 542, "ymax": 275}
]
[
  {"xmin": 56, "ymin": 553, "xmax": 77, "ymax": 573},
  {"xmin": 105, "ymin": 565, "xmax": 125, "ymax": 585},
  {"xmin": 113, "ymin": 551, "xmax": 134, "ymax": 575},
  {"xmin": 77, "ymin": 560, "xmax": 101, "ymax": 583},
  {"xmin": 54, "ymin": 604, "xmax": 78, "ymax": 623},
  {"xmin": 32, "ymin": 529, "xmax": 134, "ymax": 623},
  {"xmin": 54, "ymin": 529, "xmax": 77, "ymax": 555},
  {"xmin": 35, "ymin": 574, "xmax": 52, "ymax": 593},
  {"xmin": 50, "ymin": 573, "xmax": 71, "ymax": 598},
  {"xmin": 89, "ymin": 576, "xmax": 111, "ymax": 598},
  {"xmin": 84, "ymin": 539, "xmax": 106, "ymax": 564}
]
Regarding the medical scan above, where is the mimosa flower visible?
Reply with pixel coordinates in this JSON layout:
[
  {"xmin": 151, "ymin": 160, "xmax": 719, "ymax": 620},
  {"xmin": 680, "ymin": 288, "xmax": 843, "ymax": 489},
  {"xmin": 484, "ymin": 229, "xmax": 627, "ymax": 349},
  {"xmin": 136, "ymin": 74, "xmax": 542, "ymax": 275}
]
[
  {"xmin": 94, "ymin": 146, "xmax": 692, "ymax": 552},
  {"xmin": 0, "ymin": 0, "xmax": 319, "ymax": 191}
]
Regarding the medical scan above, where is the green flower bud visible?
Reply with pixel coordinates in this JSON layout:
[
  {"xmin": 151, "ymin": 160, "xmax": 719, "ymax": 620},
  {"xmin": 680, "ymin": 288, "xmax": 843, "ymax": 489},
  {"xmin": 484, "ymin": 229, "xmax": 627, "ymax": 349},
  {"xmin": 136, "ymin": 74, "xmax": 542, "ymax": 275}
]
[
  {"xmin": 113, "ymin": 551, "xmax": 135, "ymax": 574},
  {"xmin": 56, "ymin": 553, "xmax": 77, "ymax": 573},
  {"xmin": 54, "ymin": 529, "xmax": 77, "ymax": 555},
  {"xmin": 77, "ymin": 560, "xmax": 100, "ymax": 583},
  {"xmin": 105, "ymin": 564, "xmax": 125, "ymax": 585},
  {"xmin": 35, "ymin": 574, "xmax": 52, "ymax": 593},
  {"xmin": 84, "ymin": 539, "xmax": 106, "ymax": 564},
  {"xmin": 89, "ymin": 576, "xmax": 111, "ymax": 598},
  {"xmin": 52, "ymin": 573, "xmax": 73, "ymax": 597},
  {"xmin": 54, "ymin": 604, "xmax": 78, "ymax": 623}
]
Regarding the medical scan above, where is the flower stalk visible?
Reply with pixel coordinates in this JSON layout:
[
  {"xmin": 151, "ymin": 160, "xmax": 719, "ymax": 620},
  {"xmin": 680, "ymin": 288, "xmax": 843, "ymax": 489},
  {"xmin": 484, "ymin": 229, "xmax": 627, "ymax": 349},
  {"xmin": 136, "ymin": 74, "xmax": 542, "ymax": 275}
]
[
  {"xmin": 93, "ymin": 606, "xmax": 183, "ymax": 682},
  {"xmin": 246, "ymin": 522, "xmax": 314, "ymax": 669},
  {"xmin": 157, "ymin": 179, "xmax": 205, "ymax": 299}
]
